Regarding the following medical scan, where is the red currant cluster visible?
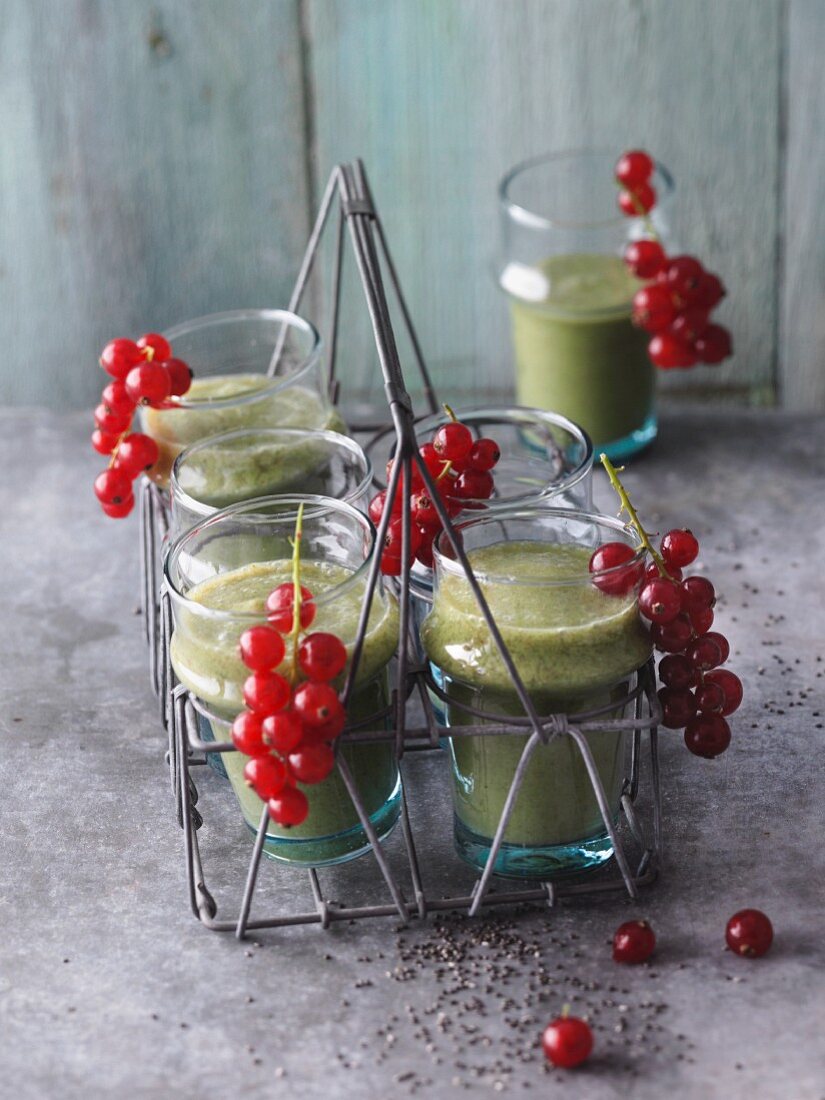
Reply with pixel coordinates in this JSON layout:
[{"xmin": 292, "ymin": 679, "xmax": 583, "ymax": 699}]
[
  {"xmin": 230, "ymin": 581, "xmax": 348, "ymax": 829},
  {"xmin": 614, "ymin": 149, "xmax": 733, "ymax": 370},
  {"xmin": 91, "ymin": 333, "xmax": 193, "ymax": 519},
  {"xmin": 369, "ymin": 412, "xmax": 501, "ymax": 574}
]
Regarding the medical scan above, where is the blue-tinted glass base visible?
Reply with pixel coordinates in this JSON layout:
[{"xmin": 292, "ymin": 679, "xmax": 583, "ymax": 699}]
[
  {"xmin": 597, "ymin": 412, "xmax": 657, "ymax": 463},
  {"xmin": 454, "ymin": 815, "xmax": 615, "ymax": 880},
  {"xmin": 250, "ymin": 776, "xmax": 402, "ymax": 868},
  {"xmin": 197, "ymin": 712, "xmax": 228, "ymax": 779}
]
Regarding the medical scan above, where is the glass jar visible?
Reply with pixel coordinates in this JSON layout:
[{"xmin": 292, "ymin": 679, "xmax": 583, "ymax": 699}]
[
  {"xmin": 165, "ymin": 495, "xmax": 400, "ymax": 867},
  {"xmin": 141, "ymin": 309, "xmax": 346, "ymax": 488},
  {"xmin": 498, "ymin": 151, "xmax": 674, "ymax": 461},
  {"xmin": 169, "ymin": 428, "xmax": 372, "ymax": 541},
  {"xmin": 420, "ymin": 507, "xmax": 650, "ymax": 878}
]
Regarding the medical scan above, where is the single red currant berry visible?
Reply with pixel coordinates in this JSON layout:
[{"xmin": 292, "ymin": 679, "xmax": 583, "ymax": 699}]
[
  {"xmin": 368, "ymin": 491, "xmax": 397, "ymax": 524},
  {"xmin": 669, "ymin": 307, "xmax": 710, "ymax": 344},
  {"xmin": 268, "ymin": 786, "xmax": 309, "ymax": 827},
  {"xmin": 91, "ymin": 428, "xmax": 120, "ymax": 456},
  {"xmin": 453, "ymin": 468, "xmax": 494, "ymax": 501},
  {"xmin": 239, "ymin": 625, "xmax": 286, "ymax": 672},
  {"xmin": 302, "ymin": 705, "xmax": 346, "ymax": 744},
  {"xmin": 632, "ymin": 285, "xmax": 677, "ymax": 333},
  {"xmin": 623, "ymin": 238, "xmax": 666, "ymax": 279},
  {"xmin": 415, "ymin": 526, "xmax": 437, "ymax": 568},
  {"xmin": 588, "ymin": 542, "xmax": 643, "ymax": 597},
  {"xmin": 468, "ymin": 438, "xmax": 501, "ymax": 472},
  {"xmin": 612, "ymin": 919, "xmax": 656, "ymax": 964},
  {"xmin": 725, "ymin": 909, "xmax": 773, "ymax": 958},
  {"xmin": 680, "ymin": 575, "xmax": 715, "ymax": 612},
  {"xmin": 660, "ymin": 529, "xmax": 699, "ymax": 568},
  {"xmin": 93, "ymin": 468, "xmax": 132, "ymax": 505},
  {"xmin": 161, "ymin": 357, "xmax": 193, "ymax": 397},
  {"xmin": 288, "ymin": 743, "xmax": 335, "ymax": 785},
  {"xmin": 684, "ymin": 713, "xmax": 731, "ymax": 758},
  {"xmin": 694, "ymin": 323, "xmax": 733, "ymax": 365},
  {"xmin": 615, "ymin": 150, "xmax": 654, "ymax": 188},
  {"xmin": 645, "ymin": 561, "xmax": 682, "ymax": 584},
  {"xmin": 541, "ymin": 1015, "xmax": 593, "ymax": 1070},
  {"xmin": 695, "ymin": 680, "xmax": 726, "ymax": 713},
  {"xmin": 136, "ymin": 332, "xmax": 172, "ymax": 362},
  {"xmin": 94, "ymin": 403, "xmax": 132, "ymax": 436},
  {"xmin": 231, "ymin": 711, "xmax": 267, "ymax": 756},
  {"xmin": 659, "ymin": 653, "xmax": 697, "ymax": 690},
  {"xmin": 243, "ymin": 754, "xmax": 287, "ymax": 799},
  {"xmin": 261, "ymin": 711, "xmax": 305, "ymax": 754},
  {"xmin": 125, "ymin": 362, "xmax": 172, "ymax": 408},
  {"xmin": 101, "ymin": 496, "xmax": 135, "ymax": 519},
  {"xmin": 692, "ymin": 272, "xmax": 726, "ymax": 311},
  {"xmin": 113, "ymin": 433, "xmax": 160, "ymax": 478},
  {"xmin": 648, "ymin": 332, "xmax": 698, "ymax": 369},
  {"xmin": 639, "ymin": 577, "xmax": 683, "ymax": 624},
  {"xmin": 242, "ymin": 671, "xmax": 291, "ymax": 715},
  {"xmin": 380, "ymin": 553, "xmax": 403, "ymax": 577},
  {"xmin": 618, "ymin": 181, "xmax": 656, "ymax": 216},
  {"xmin": 102, "ymin": 380, "xmax": 137, "ymax": 416},
  {"xmin": 432, "ymin": 421, "xmax": 473, "ymax": 463},
  {"xmin": 384, "ymin": 517, "xmax": 423, "ymax": 559},
  {"xmin": 689, "ymin": 606, "xmax": 715, "ymax": 635},
  {"xmin": 663, "ymin": 255, "xmax": 705, "ymax": 301},
  {"xmin": 685, "ymin": 636, "xmax": 723, "ymax": 672},
  {"xmin": 703, "ymin": 669, "xmax": 743, "ymax": 716},
  {"xmin": 658, "ymin": 686, "xmax": 698, "ymax": 729},
  {"xmin": 650, "ymin": 613, "xmax": 693, "ymax": 654},
  {"xmin": 100, "ymin": 338, "xmax": 142, "ymax": 380},
  {"xmin": 411, "ymin": 489, "xmax": 441, "ymax": 529},
  {"xmin": 703, "ymin": 631, "xmax": 730, "ymax": 664},
  {"xmin": 298, "ymin": 632, "xmax": 348, "ymax": 682},
  {"xmin": 292, "ymin": 682, "xmax": 344, "ymax": 730},
  {"xmin": 265, "ymin": 583, "xmax": 316, "ymax": 633}
]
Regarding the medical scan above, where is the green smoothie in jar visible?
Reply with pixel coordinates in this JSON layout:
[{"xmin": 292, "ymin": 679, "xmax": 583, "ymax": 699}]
[{"xmin": 421, "ymin": 518, "xmax": 650, "ymax": 879}]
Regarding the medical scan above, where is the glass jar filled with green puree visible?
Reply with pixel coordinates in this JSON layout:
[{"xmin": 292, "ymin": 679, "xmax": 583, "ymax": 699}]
[
  {"xmin": 499, "ymin": 151, "xmax": 675, "ymax": 461},
  {"xmin": 421, "ymin": 508, "xmax": 650, "ymax": 878},
  {"xmin": 140, "ymin": 310, "xmax": 347, "ymax": 488},
  {"xmin": 165, "ymin": 496, "xmax": 400, "ymax": 867}
]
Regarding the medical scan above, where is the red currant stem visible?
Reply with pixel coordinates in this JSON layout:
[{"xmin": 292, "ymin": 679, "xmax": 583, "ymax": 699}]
[
  {"xmin": 143, "ymin": 346, "xmax": 155, "ymax": 362},
  {"xmin": 287, "ymin": 503, "xmax": 306, "ymax": 686},
  {"xmin": 561, "ymin": 1003, "xmax": 571, "ymax": 1019},
  {"xmin": 106, "ymin": 426, "xmax": 133, "ymax": 469},
  {"xmin": 600, "ymin": 453, "xmax": 673, "ymax": 579},
  {"xmin": 614, "ymin": 179, "xmax": 659, "ymax": 241},
  {"xmin": 442, "ymin": 403, "xmax": 458, "ymax": 423}
]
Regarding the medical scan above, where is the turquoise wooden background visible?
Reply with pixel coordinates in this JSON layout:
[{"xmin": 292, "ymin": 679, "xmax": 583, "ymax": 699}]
[{"xmin": 2, "ymin": 0, "xmax": 822, "ymax": 411}]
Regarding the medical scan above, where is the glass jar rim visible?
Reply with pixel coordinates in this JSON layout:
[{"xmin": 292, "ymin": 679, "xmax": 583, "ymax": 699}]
[
  {"xmin": 170, "ymin": 427, "xmax": 373, "ymax": 523},
  {"xmin": 160, "ymin": 308, "xmax": 323, "ymax": 411},
  {"xmin": 499, "ymin": 148, "xmax": 674, "ymax": 232},
  {"xmin": 433, "ymin": 505, "xmax": 646, "ymax": 587},
  {"xmin": 164, "ymin": 493, "xmax": 376, "ymax": 620}
]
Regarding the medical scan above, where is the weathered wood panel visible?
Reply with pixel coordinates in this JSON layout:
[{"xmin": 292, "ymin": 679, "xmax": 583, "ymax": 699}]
[
  {"xmin": 0, "ymin": 0, "xmax": 310, "ymax": 408},
  {"xmin": 781, "ymin": 0, "xmax": 825, "ymax": 411},
  {"xmin": 305, "ymin": 0, "xmax": 782, "ymax": 407}
]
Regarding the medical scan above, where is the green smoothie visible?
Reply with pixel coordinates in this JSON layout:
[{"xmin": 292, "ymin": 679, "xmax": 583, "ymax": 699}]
[
  {"xmin": 142, "ymin": 374, "xmax": 347, "ymax": 487},
  {"xmin": 171, "ymin": 559, "xmax": 400, "ymax": 865},
  {"xmin": 421, "ymin": 541, "xmax": 651, "ymax": 877},
  {"xmin": 508, "ymin": 254, "xmax": 654, "ymax": 453}
]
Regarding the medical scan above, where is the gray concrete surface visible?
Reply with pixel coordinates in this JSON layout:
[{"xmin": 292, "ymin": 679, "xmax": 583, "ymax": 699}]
[{"xmin": 0, "ymin": 406, "xmax": 823, "ymax": 1100}]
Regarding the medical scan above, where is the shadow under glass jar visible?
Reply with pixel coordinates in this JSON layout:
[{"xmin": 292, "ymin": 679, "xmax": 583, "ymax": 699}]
[
  {"xmin": 420, "ymin": 507, "xmax": 651, "ymax": 879},
  {"xmin": 498, "ymin": 150, "xmax": 675, "ymax": 461},
  {"xmin": 165, "ymin": 495, "xmax": 400, "ymax": 867},
  {"xmin": 141, "ymin": 309, "xmax": 347, "ymax": 488}
]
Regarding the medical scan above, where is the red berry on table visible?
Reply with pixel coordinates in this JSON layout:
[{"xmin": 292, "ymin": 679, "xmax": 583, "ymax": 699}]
[
  {"xmin": 231, "ymin": 711, "xmax": 267, "ymax": 757},
  {"xmin": 243, "ymin": 754, "xmax": 287, "ymax": 799},
  {"xmin": 659, "ymin": 653, "xmax": 697, "ymax": 690},
  {"xmin": 161, "ymin": 357, "xmax": 193, "ymax": 397},
  {"xmin": 268, "ymin": 786, "xmax": 309, "ymax": 827},
  {"xmin": 612, "ymin": 919, "xmax": 656, "ymax": 964},
  {"xmin": 615, "ymin": 150, "xmax": 654, "ymax": 188},
  {"xmin": 262, "ymin": 711, "xmax": 305, "ymax": 754},
  {"xmin": 639, "ymin": 577, "xmax": 682, "ymax": 624},
  {"xmin": 692, "ymin": 272, "xmax": 726, "ymax": 310},
  {"xmin": 453, "ymin": 468, "xmax": 495, "ymax": 501},
  {"xmin": 703, "ymin": 669, "xmax": 743, "ymax": 716},
  {"xmin": 125, "ymin": 362, "xmax": 172, "ymax": 408},
  {"xmin": 432, "ymin": 421, "xmax": 473, "ymax": 463},
  {"xmin": 680, "ymin": 575, "xmax": 715, "ymax": 612},
  {"xmin": 113, "ymin": 432, "xmax": 160, "ymax": 478},
  {"xmin": 663, "ymin": 255, "xmax": 705, "ymax": 301},
  {"xmin": 239, "ymin": 625, "xmax": 286, "ymax": 672},
  {"xmin": 658, "ymin": 686, "xmax": 698, "ymax": 729},
  {"xmin": 661, "ymin": 529, "xmax": 699, "ymax": 568},
  {"xmin": 695, "ymin": 680, "xmax": 726, "ymax": 713},
  {"xmin": 288, "ymin": 743, "xmax": 335, "ymax": 785},
  {"xmin": 689, "ymin": 606, "xmax": 715, "ymax": 635},
  {"xmin": 242, "ymin": 671, "xmax": 291, "ymax": 715},
  {"xmin": 101, "ymin": 496, "xmax": 135, "ymax": 519},
  {"xmin": 541, "ymin": 1015, "xmax": 593, "ymax": 1069},
  {"xmin": 94, "ymin": 403, "xmax": 132, "ymax": 436},
  {"xmin": 298, "ymin": 632, "xmax": 348, "ymax": 682},
  {"xmin": 650, "ymin": 613, "xmax": 693, "ymax": 653},
  {"xmin": 684, "ymin": 713, "xmax": 731, "ymax": 758},
  {"xmin": 686, "ymin": 635, "xmax": 724, "ymax": 672},
  {"xmin": 136, "ymin": 332, "xmax": 172, "ymax": 362},
  {"xmin": 100, "ymin": 338, "xmax": 142, "ymax": 380},
  {"xmin": 632, "ymin": 284, "xmax": 677, "ymax": 333},
  {"xmin": 623, "ymin": 238, "xmax": 666, "ymax": 279},
  {"xmin": 588, "ymin": 542, "xmax": 643, "ymax": 597},
  {"xmin": 694, "ymin": 323, "xmax": 733, "ymax": 364},
  {"xmin": 468, "ymin": 438, "xmax": 501, "ymax": 472},
  {"xmin": 618, "ymin": 181, "xmax": 656, "ymax": 217},
  {"xmin": 102, "ymin": 379, "xmax": 137, "ymax": 416},
  {"xmin": 91, "ymin": 428, "xmax": 120, "ymax": 456},
  {"xmin": 648, "ymin": 332, "xmax": 698, "ymax": 369},
  {"xmin": 93, "ymin": 468, "xmax": 132, "ymax": 505},
  {"xmin": 265, "ymin": 583, "xmax": 316, "ymax": 633},
  {"xmin": 292, "ymin": 682, "xmax": 344, "ymax": 731},
  {"xmin": 725, "ymin": 909, "xmax": 773, "ymax": 958}
]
